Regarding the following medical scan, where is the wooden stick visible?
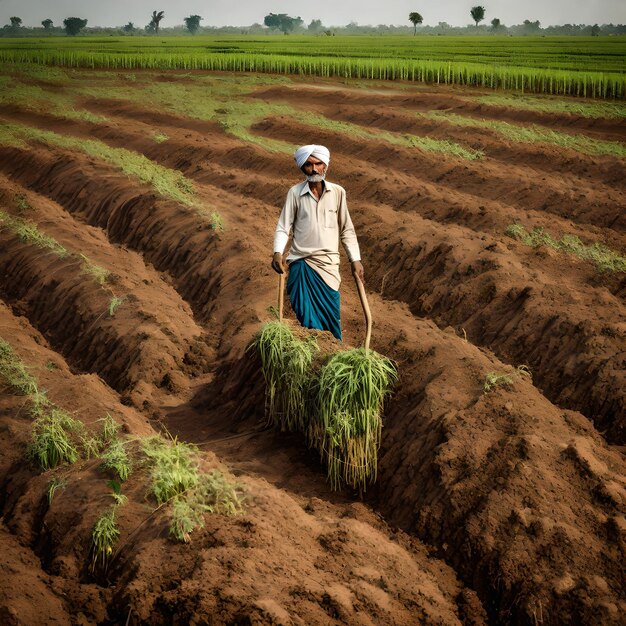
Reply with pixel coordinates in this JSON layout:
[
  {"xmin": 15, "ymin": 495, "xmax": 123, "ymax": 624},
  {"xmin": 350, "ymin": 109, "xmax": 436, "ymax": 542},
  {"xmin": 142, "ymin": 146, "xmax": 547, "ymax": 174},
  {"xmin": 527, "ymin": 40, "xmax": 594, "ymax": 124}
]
[
  {"xmin": 278, "ymin": 272, "xmax": 285, "ymax": 321},
  {"xmin": 353, "ymin": 273, "xmax": 372, "ymax": 353}
]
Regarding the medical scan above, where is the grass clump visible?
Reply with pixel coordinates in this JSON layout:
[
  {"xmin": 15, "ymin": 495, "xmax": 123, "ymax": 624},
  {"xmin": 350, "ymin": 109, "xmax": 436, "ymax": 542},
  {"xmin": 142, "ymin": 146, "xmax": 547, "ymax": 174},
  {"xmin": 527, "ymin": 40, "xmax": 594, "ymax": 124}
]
[
  {"xmin": 142, "ymin": 435, "xmax": 200, "ymax": 504},
  {"xmin": 101, "ymin": 438, "xmax": 132, "ymax": 481},
  {"xmin": 0, "ymin": 211, "xmax": 68, "ymax": 257},
  {"xmin": 484, "ymin": 365, "xmax": 531, "ymax": 393},
  {"xmin": 142, "ymin": 434, "xmax": 244, "ymax": 541},
  {"xmin": 47, "ymin": 477, "xmax": 67, "ymax": 504},
  {"xmin": 0, "ymin": 338, "xmax": 39, "ymax": 395},
  {"xmin": 90, "ymin": 505, "xmax": 120, "ymax": 573},
  {"xmin": 316, "ymin": 348, "xmax": 397, "ymax": 491},
  {"xmin": 14, "ymin": 193, "xmax": 32, "ymax": 214},
  {"xmin": 79, "ymin": 254, "xmax": 110, "ymax": 285},
  {"xmin": 28, "ymin": 408, "xmax": 84, "ymax": 470},
  {"xmin": 169, "ymin": 471, "xmax": 244, "ymax": 542},
  {"xmin": 506, "ymin": 224, "xmax": 626, "ymax": 273},
  {"xmin": 209, "ymin": 211, "xmax": 225, "ymax": 232},
  {"xmin": 108, "ymin": 296, "xmax": 124, "ymax": 317},
  {"xmin": 152, "ymin": 131, "xmax": 169, "ymax": 143}
]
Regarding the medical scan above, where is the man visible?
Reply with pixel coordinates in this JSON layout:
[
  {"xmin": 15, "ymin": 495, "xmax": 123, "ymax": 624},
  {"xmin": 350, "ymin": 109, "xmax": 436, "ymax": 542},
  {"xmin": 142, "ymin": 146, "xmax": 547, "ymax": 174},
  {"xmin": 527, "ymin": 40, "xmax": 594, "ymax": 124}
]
[{"xmin": 272, "ymin": 144, "xmax": 364, "ymax": 341}]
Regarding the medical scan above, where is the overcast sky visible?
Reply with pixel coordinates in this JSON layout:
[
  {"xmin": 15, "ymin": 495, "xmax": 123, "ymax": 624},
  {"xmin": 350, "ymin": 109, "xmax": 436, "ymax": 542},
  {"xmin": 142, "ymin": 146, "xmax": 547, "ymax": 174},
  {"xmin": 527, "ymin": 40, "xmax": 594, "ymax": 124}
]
[{"xmin": 1, "ymin": 0, "xmax": 624, "ymax": 28}]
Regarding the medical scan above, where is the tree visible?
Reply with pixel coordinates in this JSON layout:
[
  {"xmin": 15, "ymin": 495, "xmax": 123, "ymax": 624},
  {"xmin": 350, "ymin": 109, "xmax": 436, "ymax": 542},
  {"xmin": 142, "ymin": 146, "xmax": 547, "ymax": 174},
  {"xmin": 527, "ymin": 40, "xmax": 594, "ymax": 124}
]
[
  {"xmin": 408, "ymin": 12, "xmax": 423, "ymax": 35},
  {"xmin": 264, "ymin": 13, "xmax": 303, "ymax": 34},
  {"xmin": 148, "ymin": 10, "xmax": 164, "ymax": 34},
  {"xmin": 9, "ymin": 17, "xmax": 22, "ymax": 28},
  {"xmin": 122, "ymin": 22, "xmax": 136, "ymax": 33},
  {"xmin": 41, "ymin": 19, "xmax": 53, "ymax": 30},
  {"xmin": 522, "ymin": 19, "xmax": 541, "ymax": 33},
  {"xmin": 470, "ymin": 6, "xmax": 485, "ymax": 27},
  {"xmin": 184, "ymin": 15, "xmax": 202, "ymax": 34},
  {"xmin": 63, "ymin": 17, "xmax": 88, "ymax": 36},
  {"xmin": 490, "ymin": 18, "xmax": 501, "ymax": 31},
  {"xmin": 308, "ymin": 19, "xmax": 323, "ymax": 33}
]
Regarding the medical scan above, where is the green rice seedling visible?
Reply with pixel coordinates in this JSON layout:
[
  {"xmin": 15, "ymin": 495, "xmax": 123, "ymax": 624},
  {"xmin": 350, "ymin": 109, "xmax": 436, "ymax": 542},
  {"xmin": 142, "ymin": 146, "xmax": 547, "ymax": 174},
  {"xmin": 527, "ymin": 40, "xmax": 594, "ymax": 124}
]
[
  {"xmin": 0, "ymin": 211, "xmax": 68, "ymax": 257},
  {"xmin": 141, "ymin": 435, "xmax": 200, "ymax": 504},
  {"xmin": 108, "ymin": 296, "xmax": 124, "ymax": 317},
  {"xmin": 0, "ymin": 338, "xmax": 39, "ymax": 396},
  {"xmin": 251, "ymin": 321, "xmax": 318, "ymax": 430},
  {"xmin": 250, "ymin": 321, "xmax": 296, "ymax": 426},
  {"xmin": 280, "ymin": 335, "xmax": 319, "ymax": 432},
  {"xmin": 152, "ymin": 131, "xmax": 169, "ymax": 143},
  {"xmin": 98, "ymin": 413, "xmax": 121, "ymax": 442},
  {"xmin": 209, "ymin": 211, "xmax": 224, "ymax": 232},
  {"xmin": 79, "ymin": 254, "xmax": 110, "ymax": 285},
  {"xmin": 47, "ymin": 477, "xmax": 66, "ymax": 505},
  {"xmin": 169, "ymin": 470, "xmax": 244, "ymax": 542},
  {"xmin": 28, "ymin": 408, "xmax": 83, "ymax": 470},
  {"xmin": 90, "ymin": 505, "xmax": 120, "ymax": 573},
  {"xmin": 483, "ymin": 371, "xmax": 514, "ymax": 393},
  {"xmin": 506, "ymin": 224, "xmax": 626, "ymax": 273},
  {"xmin": 14, "ymin": 193, "xmax": 32, "ymax": 214},
  {"xmin": 107, "ymin": 479, "xmax": 128, "ymax": 505},
  {"xmin": 169, "ymin": 496, "xmax": 201, "ymax": 543},
  {"xmin": 483, "ymin": 365, "xmax": 531, "ymax": 393},
  {"xmin": 80, "ymin": 435, "xmax": 103, "ymax": 460},
  {"xmin": 315, "ymin": 348, "xmax": 397, "ymax": 491},
  {"xmin": 100, "ymin": 438, "xmax": 132, "ymax": 481}
]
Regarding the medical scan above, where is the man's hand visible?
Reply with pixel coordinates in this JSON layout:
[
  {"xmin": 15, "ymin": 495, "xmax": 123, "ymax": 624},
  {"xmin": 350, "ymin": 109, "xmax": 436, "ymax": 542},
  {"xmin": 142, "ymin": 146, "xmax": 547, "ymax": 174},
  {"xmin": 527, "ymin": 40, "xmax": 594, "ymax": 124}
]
[
  {"xmin": 351, "ymin": 260, "xmax": 365, "ymax": 284},
  {"xmin": 272, "ymin": 252, "xmax": 285, "ymax": 274}
]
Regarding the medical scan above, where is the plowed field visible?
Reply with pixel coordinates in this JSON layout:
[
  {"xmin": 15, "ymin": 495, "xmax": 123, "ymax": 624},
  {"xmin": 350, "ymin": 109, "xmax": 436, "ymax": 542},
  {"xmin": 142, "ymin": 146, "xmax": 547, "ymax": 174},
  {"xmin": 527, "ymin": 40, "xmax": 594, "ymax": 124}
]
[{"xmin": 0, "ymin": 67, "xmax": 624, "ymax": 625}]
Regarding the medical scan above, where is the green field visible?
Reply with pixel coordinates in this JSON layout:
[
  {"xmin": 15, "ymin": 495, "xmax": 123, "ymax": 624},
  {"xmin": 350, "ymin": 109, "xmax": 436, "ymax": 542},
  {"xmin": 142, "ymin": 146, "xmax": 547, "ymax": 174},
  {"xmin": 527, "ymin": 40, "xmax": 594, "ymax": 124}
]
[{"xmin": 1, "ymin": 35, "xmax": 625, "ymax": 98}]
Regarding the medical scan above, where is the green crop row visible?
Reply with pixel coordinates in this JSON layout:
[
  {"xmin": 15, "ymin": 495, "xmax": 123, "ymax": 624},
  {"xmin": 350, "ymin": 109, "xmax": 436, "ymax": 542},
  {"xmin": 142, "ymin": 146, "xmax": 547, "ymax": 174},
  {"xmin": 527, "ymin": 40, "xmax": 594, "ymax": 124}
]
[{"xmin": 0, "ymin": 44, "xmax": 624, "ymax": 99}]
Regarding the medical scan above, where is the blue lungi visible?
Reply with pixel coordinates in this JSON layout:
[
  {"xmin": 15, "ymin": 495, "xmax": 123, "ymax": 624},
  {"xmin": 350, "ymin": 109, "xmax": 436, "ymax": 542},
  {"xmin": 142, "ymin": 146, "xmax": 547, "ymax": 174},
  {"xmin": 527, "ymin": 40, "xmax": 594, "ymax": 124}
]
[{"xmin": 287, "ymin": 259, "xmax": 342, "ymax": 340}]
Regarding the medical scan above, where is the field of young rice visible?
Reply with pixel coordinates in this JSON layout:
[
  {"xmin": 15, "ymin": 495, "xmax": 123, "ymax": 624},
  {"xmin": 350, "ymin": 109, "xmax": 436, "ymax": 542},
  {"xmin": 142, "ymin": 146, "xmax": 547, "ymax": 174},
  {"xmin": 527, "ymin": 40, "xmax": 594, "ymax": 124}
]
[{"xmin": 1, "ymin": 35, "xmax": 625, "ymax": 97}]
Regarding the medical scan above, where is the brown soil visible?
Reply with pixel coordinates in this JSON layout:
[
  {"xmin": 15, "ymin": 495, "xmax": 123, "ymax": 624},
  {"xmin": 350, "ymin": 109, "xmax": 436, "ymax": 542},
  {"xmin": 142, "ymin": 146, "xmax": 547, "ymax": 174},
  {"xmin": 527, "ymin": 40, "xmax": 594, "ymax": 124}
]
[{"xmin": 0, "ymin": 71, "xmax": 624, "ymax": 626}]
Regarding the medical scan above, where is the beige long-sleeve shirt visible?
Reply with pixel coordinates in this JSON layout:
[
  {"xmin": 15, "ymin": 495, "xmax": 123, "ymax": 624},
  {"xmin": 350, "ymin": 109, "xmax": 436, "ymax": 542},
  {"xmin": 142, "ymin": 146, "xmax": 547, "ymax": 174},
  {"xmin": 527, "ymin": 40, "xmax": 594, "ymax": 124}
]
[{"xmin": 274, "ymin": 180, "xmax": 361, "ymax": 291}]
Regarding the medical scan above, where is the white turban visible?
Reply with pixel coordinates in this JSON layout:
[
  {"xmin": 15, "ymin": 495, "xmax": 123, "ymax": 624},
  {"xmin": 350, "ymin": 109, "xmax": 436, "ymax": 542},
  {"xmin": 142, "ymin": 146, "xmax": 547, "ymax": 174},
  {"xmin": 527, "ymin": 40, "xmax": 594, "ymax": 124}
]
[{"xmin": 294, "ymin": 144, "xmax": 330, "ymax": 169}]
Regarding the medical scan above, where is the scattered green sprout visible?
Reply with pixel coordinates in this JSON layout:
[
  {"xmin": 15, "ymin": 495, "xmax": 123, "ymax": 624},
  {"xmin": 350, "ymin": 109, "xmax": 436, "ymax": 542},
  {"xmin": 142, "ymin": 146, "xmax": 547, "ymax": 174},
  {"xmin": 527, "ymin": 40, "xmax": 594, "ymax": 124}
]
[
  {"xmin": 98, "ymin": 413, "xmax": 121, "ymax": 442},
  {"xmin": 152, "ymin": 131, "xmax": 169, "ymax": 143},
  {"xmin": 101, "ymin": 438, "xmax": 132, "ymax": 481},
  {"xmin": 169, "ymin": 470, "xmax": 244, "ymax": 542},
  {"xmin": 79, "ymin": 254, "xmax": 110, "ymax": 285},
  {"xmin": 47, "ymin": 477, "xmax": 67, "ymax": 505},
  {"xmin": 141, "ymin": 435, "xmax": 200, "ymax": 504},
  {"xmin": 14, "ymin": 193, "xmax": 32, "ymax": 213},
  {"xmin": 107, "ymin": 479, "xmax": 128, "ymax": 505},
  {"xmin": 506, "ymin": 224, "xmax": 626, "ymax": 273},
  {"xmin": 44, "ymin": 360, "xmax": 57, "ymax": 371},
  {"xmin": 90, "ymin": 505, "xmax": 120, "ymax": 573},
  {"xmin": 0, "ymin": 338, "xmax": 39, "ymax": 395},
  {"xmin": 108, "ymin": 296, "xmax": 124, "ymax": 317},
  {"xmin": 28, "ymin": 408, "xmax": 83, "ymax": 470},
  {"xmin": 484, "ymin": 365, "xmax": 532, "ymax": 393},
  {"xmin": 0, "ymin": 211, "xmax": 68, "ymax": 257},
  {"xmin": 81, "ymin": 435, "xmax": 103, "ymax": 460},
  {"xmin": 209, "ymin": 211, "xmax": 225, "ymax": 232}
]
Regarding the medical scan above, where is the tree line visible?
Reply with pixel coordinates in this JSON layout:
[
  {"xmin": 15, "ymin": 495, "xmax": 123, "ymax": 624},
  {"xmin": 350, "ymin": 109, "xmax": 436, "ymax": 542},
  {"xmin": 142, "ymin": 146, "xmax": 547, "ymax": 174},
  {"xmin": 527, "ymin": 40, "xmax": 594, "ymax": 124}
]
[{"xmin": 1, "ymin": 9, "xmax": 624, "ymax": 37}]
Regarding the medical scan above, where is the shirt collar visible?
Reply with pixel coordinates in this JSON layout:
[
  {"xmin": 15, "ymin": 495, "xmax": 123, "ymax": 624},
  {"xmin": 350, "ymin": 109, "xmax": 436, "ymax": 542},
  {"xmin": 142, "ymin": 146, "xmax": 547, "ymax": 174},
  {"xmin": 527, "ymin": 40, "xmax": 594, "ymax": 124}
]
[{"xmin": 299, "ymin": 180, "xmax": 332, "ymax": 197}]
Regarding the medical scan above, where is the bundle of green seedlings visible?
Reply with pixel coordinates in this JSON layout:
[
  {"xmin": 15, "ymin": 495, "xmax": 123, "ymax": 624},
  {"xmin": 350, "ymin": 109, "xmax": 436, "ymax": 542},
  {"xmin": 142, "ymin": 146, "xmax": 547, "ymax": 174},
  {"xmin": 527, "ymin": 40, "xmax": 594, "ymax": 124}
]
[
  {"xmin": 251, "ymin": 322, "xmax": 397, "ymax": 492},
  {"xmin": 251, "ymin": 320, "xmax": 319, "ymax": 432}
]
